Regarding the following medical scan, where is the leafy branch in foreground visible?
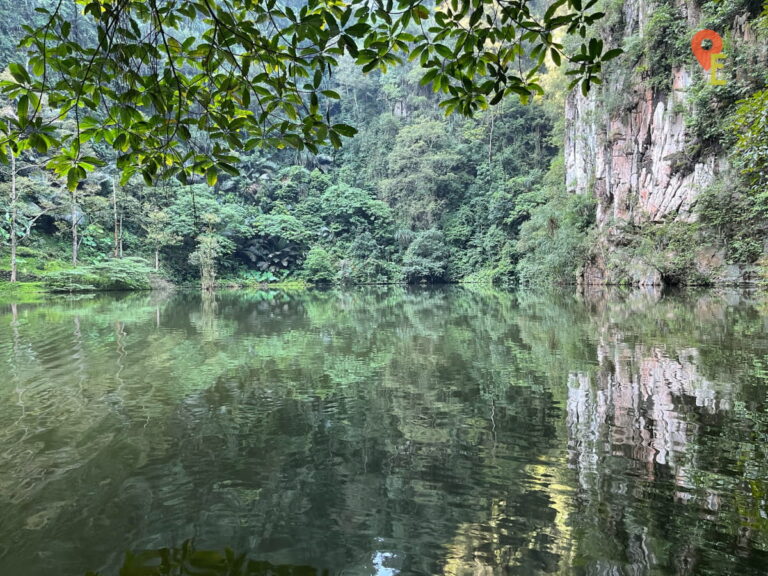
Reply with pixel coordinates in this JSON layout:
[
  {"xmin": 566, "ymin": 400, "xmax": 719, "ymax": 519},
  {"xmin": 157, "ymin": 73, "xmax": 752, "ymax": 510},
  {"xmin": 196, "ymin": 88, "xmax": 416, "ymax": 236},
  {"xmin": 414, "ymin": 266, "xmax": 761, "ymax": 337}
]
[{"xmin": 0, "ymin": 0, "xmax": 617, "ymax": 189}]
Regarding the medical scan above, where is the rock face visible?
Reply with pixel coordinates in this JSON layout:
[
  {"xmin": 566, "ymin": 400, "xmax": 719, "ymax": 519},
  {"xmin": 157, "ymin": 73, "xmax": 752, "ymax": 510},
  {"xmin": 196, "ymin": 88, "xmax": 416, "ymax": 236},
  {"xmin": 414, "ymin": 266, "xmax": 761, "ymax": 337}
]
[
  {"xmin": 566, "ymin": 71, "xmax": 723, "ymax": 227},
  {"xmin": 564, "ymin": 0, "xmax": 758, "ymax": 285}
]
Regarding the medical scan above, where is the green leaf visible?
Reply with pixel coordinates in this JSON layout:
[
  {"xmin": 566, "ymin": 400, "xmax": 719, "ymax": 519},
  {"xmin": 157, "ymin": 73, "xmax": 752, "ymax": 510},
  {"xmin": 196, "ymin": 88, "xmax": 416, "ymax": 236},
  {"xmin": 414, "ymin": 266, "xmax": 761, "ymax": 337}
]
[
  {"xmin": 602, "ymin": 48, "xmax": 623, "ymax": 62},
  {"xmin": 9, "ymin": 63, "xmax": 30, "ymax": 84},
  {"xmin": 434, "ymin": 44, "xmax": 453, "ymax": 59},
  {"xmin": 17, "ymin": 94, "xmax": 29, "ymax": 121},
  {"xmin": 419, "ymin": 68, "xmax": 439, "ymax": 86},
  {"xmin": 283, "ymin": 134, "xmax": 304, "ymax": 148},
  {"xmin": 544, "ymin": 0, "xmax": 567, "ymax": 21},
  {"xmin": 345, "ymin": 22, "xmax": 370, "ymax": 37},
  {"xmin": 332, "ymin": 124, "xmax": 358, "ymax": 137},
  {"xmin": 29, "ymin": 133, "xmax": 47, "ymax": 154},
  {"xmin": 66, "ymin": 166, "xmax": 83, "ymax": 190},
  {"xmin": 469, "ymin": 7, "xmax": 483, "ymax": 27},
  {"xmin": 218, "ymin": 162, "xmax": 239, "ymax": 176},
  {"xmin": 206, "ymin": 166, "xmax": 218, "ymax": 187},
  {"xmin": 31, "ymin": 57, "xmax": 45, "ymax": 76}
]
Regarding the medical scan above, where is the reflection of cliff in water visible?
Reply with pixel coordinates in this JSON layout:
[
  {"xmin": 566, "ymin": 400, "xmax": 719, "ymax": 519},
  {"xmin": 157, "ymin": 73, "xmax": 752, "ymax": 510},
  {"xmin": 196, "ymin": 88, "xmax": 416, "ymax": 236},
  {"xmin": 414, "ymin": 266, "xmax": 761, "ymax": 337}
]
[
  {"xmin": 565, "ymin": 289, "xmax": 768, "ymax": 574},
  {"xmin": 568, "ymin": 343, "xmax": 724, "ymax": 479}
]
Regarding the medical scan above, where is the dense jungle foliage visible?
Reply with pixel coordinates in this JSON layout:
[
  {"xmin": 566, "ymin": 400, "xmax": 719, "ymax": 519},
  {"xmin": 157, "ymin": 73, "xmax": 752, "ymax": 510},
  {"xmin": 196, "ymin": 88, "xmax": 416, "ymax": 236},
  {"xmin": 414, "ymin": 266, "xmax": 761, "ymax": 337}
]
[{"xmin": 0, "ymin": 0, "xmax": 766, "ymax": 290}]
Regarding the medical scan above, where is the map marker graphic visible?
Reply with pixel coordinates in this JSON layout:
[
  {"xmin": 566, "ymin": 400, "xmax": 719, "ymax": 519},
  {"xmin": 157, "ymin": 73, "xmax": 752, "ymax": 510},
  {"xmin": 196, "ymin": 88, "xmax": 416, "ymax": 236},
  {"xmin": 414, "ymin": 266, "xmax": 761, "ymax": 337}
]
[{"xmin": 691, "ymin": 29, "xmax": 723, "ymax": 70}]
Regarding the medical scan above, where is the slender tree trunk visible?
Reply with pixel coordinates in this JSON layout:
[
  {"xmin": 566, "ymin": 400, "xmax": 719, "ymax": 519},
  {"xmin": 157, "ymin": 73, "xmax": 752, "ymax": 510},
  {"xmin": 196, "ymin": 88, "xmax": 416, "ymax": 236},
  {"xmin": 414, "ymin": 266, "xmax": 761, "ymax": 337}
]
[
  {"xmin": 118, "ymin": 214, "xmax": 123, "ymax": 257},
  {"xmin": 71, "ymin": 191, "xmax": 78, "ymax": 266},
  {"xmin": 9, "ymin": 151, "xmax": 17, "ymax": 282},
  {"xmin": 112, "ymin": 178, "xmax": 119, "ymax": 258},
  {"xmin": 535, "ymin": 124, "xmax": 541, "ymax": 160},
  {"xmin": 154, "ymin": 248, "xmax": 159, "ymax": 271},
  {"xmin": 488, "ymin": 108, "xmax": 495, "ymax": 165}
]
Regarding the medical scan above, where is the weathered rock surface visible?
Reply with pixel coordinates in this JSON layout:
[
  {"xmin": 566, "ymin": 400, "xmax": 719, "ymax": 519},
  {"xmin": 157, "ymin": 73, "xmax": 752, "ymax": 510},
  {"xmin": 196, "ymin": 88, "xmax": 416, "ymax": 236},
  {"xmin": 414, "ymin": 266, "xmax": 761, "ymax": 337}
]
[
  {"xmin": 565, "ymin": 0, "xmax": 760, "ymax": 285},
  {"xmin": 566, "ymin": 70, "xmax": 725, "ymax": 227}
]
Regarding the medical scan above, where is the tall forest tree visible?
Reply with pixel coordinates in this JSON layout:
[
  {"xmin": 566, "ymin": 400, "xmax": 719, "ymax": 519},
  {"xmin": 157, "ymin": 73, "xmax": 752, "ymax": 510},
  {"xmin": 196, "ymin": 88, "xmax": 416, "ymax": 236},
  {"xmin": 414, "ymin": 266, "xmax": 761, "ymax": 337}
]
[{"xmin": 1, "ymin": 101, "xmax": 55, "ymax": 281}]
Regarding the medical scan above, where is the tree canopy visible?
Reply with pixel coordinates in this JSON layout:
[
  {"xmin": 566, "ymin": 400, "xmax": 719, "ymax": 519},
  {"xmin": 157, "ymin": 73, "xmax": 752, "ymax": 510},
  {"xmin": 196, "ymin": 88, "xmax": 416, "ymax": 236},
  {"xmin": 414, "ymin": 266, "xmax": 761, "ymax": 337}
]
[{"xmin": 0, "ymin": 0, "xmax": 615, "ymax": 189}]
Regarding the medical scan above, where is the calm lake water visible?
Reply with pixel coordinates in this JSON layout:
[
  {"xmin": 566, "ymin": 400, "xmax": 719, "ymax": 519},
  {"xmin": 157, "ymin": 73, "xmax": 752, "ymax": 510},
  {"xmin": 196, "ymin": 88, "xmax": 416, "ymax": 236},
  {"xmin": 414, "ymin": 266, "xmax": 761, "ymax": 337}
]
[{"xmin": 1, "ymin": 286, "xmax": 768, "ymax": 575}]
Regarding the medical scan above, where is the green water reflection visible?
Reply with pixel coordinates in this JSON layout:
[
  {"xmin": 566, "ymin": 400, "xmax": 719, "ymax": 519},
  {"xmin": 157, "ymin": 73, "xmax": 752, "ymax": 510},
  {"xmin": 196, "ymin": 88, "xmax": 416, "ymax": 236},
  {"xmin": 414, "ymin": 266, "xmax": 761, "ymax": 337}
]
[{"xmin": 1, "ymin": 286, "xmax": 768, "ymax": 575}]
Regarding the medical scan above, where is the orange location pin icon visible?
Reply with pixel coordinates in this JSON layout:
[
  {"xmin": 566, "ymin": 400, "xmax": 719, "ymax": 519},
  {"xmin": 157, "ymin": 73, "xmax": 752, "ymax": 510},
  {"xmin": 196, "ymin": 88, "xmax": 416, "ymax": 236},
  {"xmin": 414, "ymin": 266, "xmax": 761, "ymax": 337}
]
[{"xmin": 691, "ymin": 30, "xmax": 723, "ymax": 70}]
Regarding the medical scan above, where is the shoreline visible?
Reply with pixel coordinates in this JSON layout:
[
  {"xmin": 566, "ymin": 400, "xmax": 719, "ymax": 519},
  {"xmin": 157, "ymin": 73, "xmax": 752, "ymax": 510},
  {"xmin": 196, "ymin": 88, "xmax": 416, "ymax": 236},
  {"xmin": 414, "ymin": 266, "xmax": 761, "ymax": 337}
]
[{"xmin": 1, "ymin": 277, "xmax": 765, "ymax": 300}]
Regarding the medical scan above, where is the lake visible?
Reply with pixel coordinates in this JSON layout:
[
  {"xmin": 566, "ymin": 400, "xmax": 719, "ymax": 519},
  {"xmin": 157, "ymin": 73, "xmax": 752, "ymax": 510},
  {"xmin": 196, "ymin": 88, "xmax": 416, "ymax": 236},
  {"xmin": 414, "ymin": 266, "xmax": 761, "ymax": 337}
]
[{"xmin": 1, "ymin": 286, "xmax": 767, "ymax": 575}]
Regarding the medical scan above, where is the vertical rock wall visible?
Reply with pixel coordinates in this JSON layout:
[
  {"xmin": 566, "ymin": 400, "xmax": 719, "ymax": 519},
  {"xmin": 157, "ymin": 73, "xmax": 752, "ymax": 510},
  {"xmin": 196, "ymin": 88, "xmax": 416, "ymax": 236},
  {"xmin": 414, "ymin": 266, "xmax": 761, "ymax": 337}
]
[
  {"xmin": 563, "ymin": 0, "xmax": 756, "ymax": 285},
  {"xmin": 566, "ymin": 71, "xmax": 723, "ymax": 226}
]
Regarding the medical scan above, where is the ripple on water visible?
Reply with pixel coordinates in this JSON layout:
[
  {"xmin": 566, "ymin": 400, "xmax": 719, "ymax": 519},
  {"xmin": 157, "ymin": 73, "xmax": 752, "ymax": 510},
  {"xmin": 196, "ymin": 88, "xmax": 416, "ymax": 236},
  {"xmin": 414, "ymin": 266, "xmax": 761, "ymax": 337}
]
[{"xmin": 1, "ymin": 290, "xmax": 768, "ymax": 576}]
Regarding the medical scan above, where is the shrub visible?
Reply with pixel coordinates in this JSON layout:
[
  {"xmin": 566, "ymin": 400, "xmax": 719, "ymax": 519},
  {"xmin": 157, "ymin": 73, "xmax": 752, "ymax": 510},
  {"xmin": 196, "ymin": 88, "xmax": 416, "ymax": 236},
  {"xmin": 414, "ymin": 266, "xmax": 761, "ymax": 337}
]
[
  {"xmin": 337, "ymin": 257, "xmax": 401, "ymax": 284},
  {"xmin": 730, "ymin": 89, "xmax": 768, "ymax": 204},
  {"xmin": 641, "ymin": 4, "xmax": 688, "ymax": 93},
  {"xmin": 44, "ymin": 269, "xmax": 100, "ymax": 292},
  {"xmin": 89, "ymin": 257, "xmax": 154, "ymax": 290},
  {"xmin": 516, "ymin": 192, "xmax": 596, "ymax": 285},
  {"xmin": 242, "ymin": 214, "xmax": 309, "ymax": 273},
  {"xmin": 44, "ymin": 257, "xmax": 153, "ymax": 292},
  {"xmin": 302, "ymin": 246, "xmax": 336, "ymax": 283},
  {"xmin": 697, "ymin": 174, "xmax": 766, "ymax": 264},
  {"xmin": 402, "ymin": 229, "xmax": 451, "ymax": 283},
  {"xmin": 636, "ymin": 221, "xmax": 703, "ymax": 285}
]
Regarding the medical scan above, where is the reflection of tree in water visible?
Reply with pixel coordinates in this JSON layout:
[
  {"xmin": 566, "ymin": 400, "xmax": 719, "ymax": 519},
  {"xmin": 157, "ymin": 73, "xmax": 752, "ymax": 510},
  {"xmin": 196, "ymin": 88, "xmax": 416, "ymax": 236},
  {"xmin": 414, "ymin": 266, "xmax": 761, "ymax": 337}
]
[
  {"xmin": 102, "ymin": 326, "xmax": 568, "ymax": 575},
  {"xmin": 87, "ymin": 539, "xmax": 325, "ymax": 575}
]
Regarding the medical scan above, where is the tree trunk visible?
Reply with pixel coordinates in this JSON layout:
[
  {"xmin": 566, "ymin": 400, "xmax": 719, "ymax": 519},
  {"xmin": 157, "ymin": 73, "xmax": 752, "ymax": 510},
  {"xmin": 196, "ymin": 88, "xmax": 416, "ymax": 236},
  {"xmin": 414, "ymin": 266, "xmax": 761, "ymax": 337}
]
[
  {"xmin": 535, "ymin": 124, "xmax": 541, "ymax": 159},
  {"xmin": 112, "ymin": 178, "xmax": 119, "ymax": 258},
  {"xmin": 71, "ymin": 191, "xmax": 78, "ymax": 266},
  {"xmin": 488, "ymin": 108, "xmax": 495, "ymax": 165},
  {"xmin": 9, "ymin": 151, "xmax": 17, "ymax": 282},
  {"xmin": 155, "ymin": 248, "xmax": 159, "ymax": 271},
  {"xmin": 118, "ymin": 214, "xmax": 123, "ymax": 257},
  {"xmin": 201, "ymin": 264, "xmax": 215, "ymax": 291}
]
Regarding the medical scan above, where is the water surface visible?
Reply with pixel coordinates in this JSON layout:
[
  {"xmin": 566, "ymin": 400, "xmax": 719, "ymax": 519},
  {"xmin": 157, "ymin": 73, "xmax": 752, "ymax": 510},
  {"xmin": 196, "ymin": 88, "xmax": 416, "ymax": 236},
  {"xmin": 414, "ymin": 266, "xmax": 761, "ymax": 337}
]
[{"xmin": 1, "ymin": 286, "xmax": 767, "ymax": 575}]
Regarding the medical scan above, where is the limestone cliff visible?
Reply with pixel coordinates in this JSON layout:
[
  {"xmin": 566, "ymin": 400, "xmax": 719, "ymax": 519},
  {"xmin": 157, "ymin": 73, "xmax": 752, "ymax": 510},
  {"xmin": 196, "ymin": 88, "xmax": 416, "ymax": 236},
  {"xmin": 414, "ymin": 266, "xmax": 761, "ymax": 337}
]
[{"xmin": 565, "ymin": 0, "xmax": 764, "ymax": 285}]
